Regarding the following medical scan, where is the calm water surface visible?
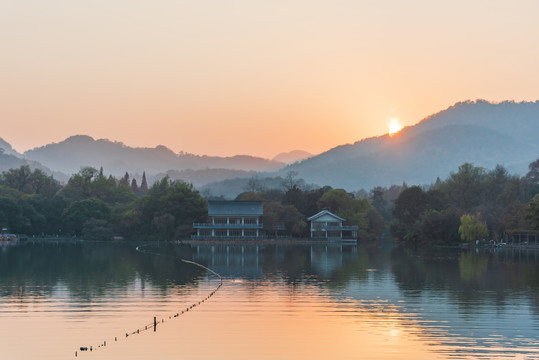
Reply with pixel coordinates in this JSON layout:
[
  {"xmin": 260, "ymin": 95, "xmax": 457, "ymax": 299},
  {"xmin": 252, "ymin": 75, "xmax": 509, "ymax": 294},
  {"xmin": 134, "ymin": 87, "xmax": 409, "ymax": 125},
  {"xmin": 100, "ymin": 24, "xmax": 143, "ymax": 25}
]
[{"xmin": 0, "ymin": 241, "xmax": 538, "ymax": 360}]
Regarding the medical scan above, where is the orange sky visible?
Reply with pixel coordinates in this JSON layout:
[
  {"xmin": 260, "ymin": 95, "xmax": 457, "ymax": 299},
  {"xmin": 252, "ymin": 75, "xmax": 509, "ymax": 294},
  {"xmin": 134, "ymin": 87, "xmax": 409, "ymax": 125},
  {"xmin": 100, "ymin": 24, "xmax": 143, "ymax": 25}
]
[{"xmin": 1, "ymin": 0, "xmax": 538, "ymax": 158}]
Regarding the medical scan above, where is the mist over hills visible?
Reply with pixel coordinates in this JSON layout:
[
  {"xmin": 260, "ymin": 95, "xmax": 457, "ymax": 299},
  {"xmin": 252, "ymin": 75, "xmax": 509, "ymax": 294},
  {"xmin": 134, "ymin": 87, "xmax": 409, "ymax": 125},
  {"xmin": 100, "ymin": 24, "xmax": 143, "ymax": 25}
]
[
  {"xmin": 283, "ymin": 100, "xmax": 539, "ymax": 190},
  {"xmin": 149, "ymin": 168, "xmax": 255, "ymax": 188},
  {"xmin": 23, "ymin": 135, "xmax": 284, "ymax": 176},
  {"xmin": 0, "ymin": 138, "xmax": 17, "ymax": 156},
  {"xmin": 1, "ymin": 100, "xmax": 537, "ymax": 195},
  {"xmin": 272, "ymin": 150, "xmax": 313, "ymax": 164}
]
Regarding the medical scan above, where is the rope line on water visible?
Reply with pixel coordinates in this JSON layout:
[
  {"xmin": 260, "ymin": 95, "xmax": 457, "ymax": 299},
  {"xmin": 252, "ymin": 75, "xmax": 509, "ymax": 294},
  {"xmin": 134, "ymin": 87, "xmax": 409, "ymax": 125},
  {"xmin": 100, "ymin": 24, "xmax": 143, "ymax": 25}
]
[{"xmin": 74, "ymin": 243, "xmax": 223, "ymax": 357}]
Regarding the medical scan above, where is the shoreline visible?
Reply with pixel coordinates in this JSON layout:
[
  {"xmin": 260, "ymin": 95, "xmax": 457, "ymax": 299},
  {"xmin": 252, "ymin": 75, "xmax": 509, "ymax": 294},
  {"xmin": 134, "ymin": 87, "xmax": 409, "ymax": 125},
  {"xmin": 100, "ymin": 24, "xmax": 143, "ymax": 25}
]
[{"xmin": 178, "ymin": 238, "xmax": 359, "ymax": 246}]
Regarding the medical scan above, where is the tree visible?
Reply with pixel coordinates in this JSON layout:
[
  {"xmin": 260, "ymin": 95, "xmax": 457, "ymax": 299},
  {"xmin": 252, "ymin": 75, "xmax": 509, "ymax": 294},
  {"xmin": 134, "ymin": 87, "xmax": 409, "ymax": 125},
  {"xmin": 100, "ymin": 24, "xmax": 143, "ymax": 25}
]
[
  {"xmin": 82, "ymin": 218, "xmax": 114, "ymax": 240},
  {"xmin": 418, "ymin": 209, "xmax": 462, "ymax": 244},
  {"xmin": 283, "ymin": 186, "xmax": 329, "ymax": 218},
  {"xmin": 499, "ymin": 201, "xmax": 531, "ymax": 233},
  {"xmin": 318, "ymin": 189, "xmax": 373, "ymax": 239},
  {"xmin": 0, "ymin": 166, "xmax": 60, "ymax": 196},
  {"xmin": 1, "ymin": 165, "xmax": 31, "ymax": 193},
  {"xmin": 526, "ymin": 194, "xmax": 539, "ymax": 230},
  {"xmin": 281, "ymin": 171, "xmax": 299, "ymax": 191},
  {"xmin": 0, "ymin": 197, "xmax": 22, "ymax": 232},
  {"xmin": 526, "ymin": 158, "xmax": 539, "ymax": 184},
  {"xmin": 263, "ymin": 201, "xmax": 306, "ymax": 237},
  {"xmin": 442, "ymin": 163, "xmax": 487, "ymax": 211},
  {"xmin": 391, "ymin": 186, "xmax": 429, "ymax": 224},
  {"xmin": 140, "ymin": 172, "xmax": 148, "ymax": 194},
  {"xmin": 63, "ymin": 198, "xmax": 111, "ymax": 235},
  {"xmin": 458, "ymin": 213, "xmax": 488, "ymax": 242},
  {"xmin": 246, "ymin": 175, "xmax": 264, "ymax": 192},
  {"xmin": 131, "ymin": 178, "xmax": 139, "ymax": 194},
  {"xmin": 131, "ymin": 177, "xmax": 207, "ymax": 239},
  {"xmin": 60, "ymin": 167, "xmax": 98, "ymax": 201},
  {"xmin": 151, "ymin": 213, "xmax": 176, "ymax": 238},
  {"xmin": 391, "ymin": 186, "xmax": 453, "ymax": 243},
  {"xmin": 59, "ymin": 168, "xmax": 136, "ymax": 204},
  {"xmin": 120, "ymin": 172, "xmax": 129, "ymax": 186}
]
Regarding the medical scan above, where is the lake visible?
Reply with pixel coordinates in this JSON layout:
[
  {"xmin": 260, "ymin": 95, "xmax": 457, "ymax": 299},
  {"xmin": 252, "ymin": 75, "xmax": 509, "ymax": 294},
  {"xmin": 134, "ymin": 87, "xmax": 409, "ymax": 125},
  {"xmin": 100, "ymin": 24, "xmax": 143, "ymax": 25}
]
[{"xmin": 0, "ymin": 241, "xmax": 538, "ymax": 359}]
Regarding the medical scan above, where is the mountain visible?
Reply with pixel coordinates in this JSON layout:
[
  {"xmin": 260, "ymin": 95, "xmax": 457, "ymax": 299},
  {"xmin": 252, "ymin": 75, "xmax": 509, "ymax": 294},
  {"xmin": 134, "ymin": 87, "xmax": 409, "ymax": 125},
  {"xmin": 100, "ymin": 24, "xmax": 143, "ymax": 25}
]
[
  {"xmin": 0, "ymin": 137, "xmax": 69, "ymax": 181},
  {"xmin": 273, "ymin": 150, "xmax": 313, "ymax": 164},
  {"xmin": 24, "ymin": 135, "xmax": 285, "ymax": 176},
  {"xmin": 199, "ymin": 176, "xmax": 290, "ymax": 199},
  {"xmin": 0, "ymin": 137, "xmax": 20, "ymax": 156},
  {"xmin": 284, "ymin": 100, "xmax": 539, "ymax": 191},
  {"xmin": 149, "ymin": 168, "xmax": 255, "ymax": 188}
]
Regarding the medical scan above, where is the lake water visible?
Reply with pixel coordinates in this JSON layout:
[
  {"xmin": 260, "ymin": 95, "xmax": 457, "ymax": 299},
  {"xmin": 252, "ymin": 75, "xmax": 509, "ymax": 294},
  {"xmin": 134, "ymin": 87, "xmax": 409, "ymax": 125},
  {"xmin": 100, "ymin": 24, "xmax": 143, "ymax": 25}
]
[{"xmin": 0, "ymin": 241, "xmax": 538, "ymax": 360}]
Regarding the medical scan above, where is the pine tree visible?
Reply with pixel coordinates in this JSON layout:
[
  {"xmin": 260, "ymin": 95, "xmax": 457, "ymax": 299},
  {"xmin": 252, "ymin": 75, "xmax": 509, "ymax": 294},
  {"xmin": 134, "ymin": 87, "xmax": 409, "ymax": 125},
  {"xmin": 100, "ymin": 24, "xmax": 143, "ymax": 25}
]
[
  {"xmin": 120, "ymin": 172, "xmax": 129, "ymax": 186},
  {"xmin": 99, "ymin": 166, "xmax": 104, "ymax": 179},
  {"xmin": 131, "ymin": 178, "xmax": 139, "ymax": 193},
  {"xmin": 140, "ymin": 171, "xmax": 148, "ymax": 194}
]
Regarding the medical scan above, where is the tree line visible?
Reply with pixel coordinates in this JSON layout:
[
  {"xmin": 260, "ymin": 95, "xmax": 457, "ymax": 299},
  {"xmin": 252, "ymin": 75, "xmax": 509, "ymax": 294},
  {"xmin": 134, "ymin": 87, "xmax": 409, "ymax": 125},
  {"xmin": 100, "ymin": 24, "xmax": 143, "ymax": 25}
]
[
  {"xmin": 0, "ymin": 165, "xmax": 207, "ymax": 240},
  {"xmin": 388, "ymin": 160, "xmax": 539, "ymax": 244},
  {"xmin": 0, "ymin": 159, "xmax": 537, "ymax": 243}
]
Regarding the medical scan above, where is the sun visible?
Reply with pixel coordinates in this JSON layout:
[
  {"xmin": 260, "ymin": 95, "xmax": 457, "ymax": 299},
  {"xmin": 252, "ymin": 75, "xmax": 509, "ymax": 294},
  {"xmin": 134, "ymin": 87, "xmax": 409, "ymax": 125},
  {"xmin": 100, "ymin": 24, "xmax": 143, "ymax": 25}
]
[{"xmin": 389, "ymin": 118, "xmax": 403, "ymax": 136}]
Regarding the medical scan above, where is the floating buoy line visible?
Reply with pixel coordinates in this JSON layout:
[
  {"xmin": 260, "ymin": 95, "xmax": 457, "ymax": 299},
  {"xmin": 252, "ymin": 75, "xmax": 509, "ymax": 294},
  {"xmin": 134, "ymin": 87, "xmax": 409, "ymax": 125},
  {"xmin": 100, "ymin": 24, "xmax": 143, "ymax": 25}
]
[{"xmin": 74, "ymin": 243, "xmax": 223, "ymax": 357}]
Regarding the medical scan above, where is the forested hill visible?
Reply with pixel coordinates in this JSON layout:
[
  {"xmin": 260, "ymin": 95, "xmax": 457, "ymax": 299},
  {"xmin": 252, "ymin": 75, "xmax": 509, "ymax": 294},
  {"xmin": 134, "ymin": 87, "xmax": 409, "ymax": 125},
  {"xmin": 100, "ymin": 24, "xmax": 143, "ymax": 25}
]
[
  {"xmin": 23, "ymin": 135, "xmax": 285, "ymax": 176},
  {"xmin": 0, "ymin": 137, "xmax": 18, "ymax": 156},
  {"xmin": 284, "ymin": 100, "xmax": 539, "ymax": 190}
]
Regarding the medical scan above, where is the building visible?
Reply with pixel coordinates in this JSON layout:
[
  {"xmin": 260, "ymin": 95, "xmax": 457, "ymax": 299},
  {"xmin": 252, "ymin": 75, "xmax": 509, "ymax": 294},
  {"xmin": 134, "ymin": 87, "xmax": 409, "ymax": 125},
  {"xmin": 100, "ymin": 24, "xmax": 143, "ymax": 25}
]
[
  {"xmin": 307, "ymin": 210, "xmax": 358, "ymax": 239},
  {"xmin": 192, "ymin": 201, "xmax": 263, "ymax": 239}
]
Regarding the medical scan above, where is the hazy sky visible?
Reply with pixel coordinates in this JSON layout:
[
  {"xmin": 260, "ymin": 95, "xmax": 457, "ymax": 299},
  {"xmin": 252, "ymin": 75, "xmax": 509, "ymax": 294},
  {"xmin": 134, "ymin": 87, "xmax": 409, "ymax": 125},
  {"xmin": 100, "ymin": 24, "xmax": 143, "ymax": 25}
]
[{"xmin": 1, "ymin": 0, "xmax": 538, "ymax": 158}]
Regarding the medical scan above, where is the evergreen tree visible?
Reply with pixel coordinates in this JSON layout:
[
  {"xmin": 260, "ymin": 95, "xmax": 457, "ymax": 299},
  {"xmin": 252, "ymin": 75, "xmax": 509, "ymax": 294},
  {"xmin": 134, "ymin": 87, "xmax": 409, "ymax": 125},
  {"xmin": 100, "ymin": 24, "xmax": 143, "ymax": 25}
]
[
  {"xmin": 120, "ymin": 172, "xmax": 129, "ymax": 186},
  {"xmin": 140, "ymin": 171, "xmax": 148, "ymax": 194},
  {"xmin": 131, "ymin": 178, "xmax": 139, "ymax": 194}
]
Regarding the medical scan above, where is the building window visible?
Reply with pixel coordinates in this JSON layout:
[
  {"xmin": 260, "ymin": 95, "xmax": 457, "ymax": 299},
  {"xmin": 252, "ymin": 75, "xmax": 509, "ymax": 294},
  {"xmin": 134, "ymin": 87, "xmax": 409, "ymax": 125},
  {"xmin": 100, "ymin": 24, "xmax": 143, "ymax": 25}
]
[
  {"xmin": 229, "ymin": 229, "xmax": 242, "ymax": 237},
  {"xmin": 215, "ymin": 230, "xmax": 228, "ymax": 237}
]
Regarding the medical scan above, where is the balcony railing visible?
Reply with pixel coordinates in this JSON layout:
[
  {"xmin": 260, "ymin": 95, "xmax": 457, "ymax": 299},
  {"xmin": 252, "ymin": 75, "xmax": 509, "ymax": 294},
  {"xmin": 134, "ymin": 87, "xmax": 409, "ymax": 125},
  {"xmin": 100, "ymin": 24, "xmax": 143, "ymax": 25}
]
[
  {"xmin": 312, "ymin": 225, "xmax": 359, "ymax": 231},
  {"xmin": 193, "ymin": 223, "xmax": 263, "ymax": 229}
]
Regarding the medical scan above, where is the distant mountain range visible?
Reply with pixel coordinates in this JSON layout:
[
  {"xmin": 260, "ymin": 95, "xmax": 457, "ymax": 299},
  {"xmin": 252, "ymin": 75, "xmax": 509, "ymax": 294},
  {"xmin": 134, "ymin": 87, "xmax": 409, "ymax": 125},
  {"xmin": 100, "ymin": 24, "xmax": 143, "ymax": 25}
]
[
  {"xmin": 282, "ymin": 100, "xmax": 539, "ymax": 190},
  {"xmin": 272, "ymin": 150, "xmax": 313, "ymax": 164},
  {"xmin": 1, "ymin": 100, "xmax": 537, "ymax": 195},
  {"xmin": 0, "ymin": 152, "xmax": 58, "ymax": 177},
  {"xmin": 21, "ymin": 135, "xmax": 285, "ymax": 176}
]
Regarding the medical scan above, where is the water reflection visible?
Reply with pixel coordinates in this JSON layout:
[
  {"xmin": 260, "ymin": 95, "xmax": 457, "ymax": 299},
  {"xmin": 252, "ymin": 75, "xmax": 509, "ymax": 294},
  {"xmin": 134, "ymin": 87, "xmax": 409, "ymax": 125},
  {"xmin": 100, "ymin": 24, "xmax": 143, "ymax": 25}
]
[
  {"xmin": 0, "ymin": 242, "xmax": 205, "ymax": 301},
  {"xmin": 0, "ymin": 241, "xmax": 538, "ymax": 359}
]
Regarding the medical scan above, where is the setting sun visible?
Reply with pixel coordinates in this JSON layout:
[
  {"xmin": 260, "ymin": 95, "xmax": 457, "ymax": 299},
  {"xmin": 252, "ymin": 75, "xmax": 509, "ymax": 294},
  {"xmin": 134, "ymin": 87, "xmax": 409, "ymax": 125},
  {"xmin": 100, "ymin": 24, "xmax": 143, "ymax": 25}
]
[{"xmin": 389, "ymin": 118, "xmax": 403, "ymax": 136}]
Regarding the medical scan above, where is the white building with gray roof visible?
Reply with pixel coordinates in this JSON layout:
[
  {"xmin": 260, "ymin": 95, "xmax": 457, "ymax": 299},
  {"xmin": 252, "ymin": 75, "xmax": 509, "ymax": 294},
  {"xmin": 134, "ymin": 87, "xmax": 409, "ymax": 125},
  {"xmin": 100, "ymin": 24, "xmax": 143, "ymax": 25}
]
[{"xmin": 193, "ymin": 201, "xmax": 263, "ymax": 239}]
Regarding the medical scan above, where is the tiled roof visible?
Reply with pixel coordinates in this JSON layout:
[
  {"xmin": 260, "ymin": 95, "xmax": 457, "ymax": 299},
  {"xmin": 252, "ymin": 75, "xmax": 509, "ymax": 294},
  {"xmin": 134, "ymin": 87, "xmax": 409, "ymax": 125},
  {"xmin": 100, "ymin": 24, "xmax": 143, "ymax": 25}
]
[{"xmin": 208, "ymin": 201, "xmax": 263, "ymax": 216}]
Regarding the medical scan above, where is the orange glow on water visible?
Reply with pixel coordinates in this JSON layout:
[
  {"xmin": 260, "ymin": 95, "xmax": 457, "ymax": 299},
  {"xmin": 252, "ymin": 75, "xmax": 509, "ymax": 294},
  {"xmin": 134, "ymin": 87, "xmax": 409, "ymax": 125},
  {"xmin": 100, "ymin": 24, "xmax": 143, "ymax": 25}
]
[{"xmin": 0, "ymin": 281, "xmax": 453, "ymax": 360}]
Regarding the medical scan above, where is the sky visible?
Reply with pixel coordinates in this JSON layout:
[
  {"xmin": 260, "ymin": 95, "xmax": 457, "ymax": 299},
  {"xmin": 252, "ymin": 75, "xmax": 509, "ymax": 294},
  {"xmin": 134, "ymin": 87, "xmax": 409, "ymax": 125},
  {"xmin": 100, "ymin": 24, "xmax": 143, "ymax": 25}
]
[{"xmin": 1, "ymin": 0, "xmax": 538, "ymax": 159}]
